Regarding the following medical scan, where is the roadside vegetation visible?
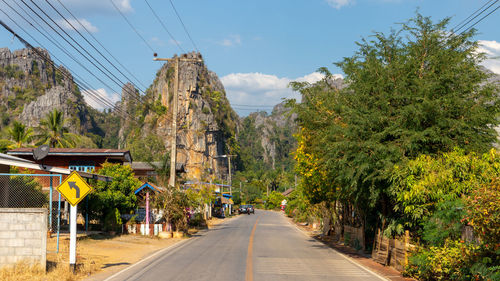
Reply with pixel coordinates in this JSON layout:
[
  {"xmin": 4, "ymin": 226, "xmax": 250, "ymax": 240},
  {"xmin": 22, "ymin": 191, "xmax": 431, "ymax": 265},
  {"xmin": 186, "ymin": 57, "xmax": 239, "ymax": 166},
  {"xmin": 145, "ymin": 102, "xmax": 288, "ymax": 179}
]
[{"xmin": 284, "ymin": 14, "xmax": 500, "ymax": 280}]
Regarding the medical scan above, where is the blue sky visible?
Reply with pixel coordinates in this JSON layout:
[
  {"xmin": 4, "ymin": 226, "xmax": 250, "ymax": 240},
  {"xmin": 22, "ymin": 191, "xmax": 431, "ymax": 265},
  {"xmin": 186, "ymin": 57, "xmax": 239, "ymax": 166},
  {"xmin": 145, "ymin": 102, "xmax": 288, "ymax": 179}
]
[{"xmin": 0, "ymin": 0, "xmax": 499, "ymax": 116}]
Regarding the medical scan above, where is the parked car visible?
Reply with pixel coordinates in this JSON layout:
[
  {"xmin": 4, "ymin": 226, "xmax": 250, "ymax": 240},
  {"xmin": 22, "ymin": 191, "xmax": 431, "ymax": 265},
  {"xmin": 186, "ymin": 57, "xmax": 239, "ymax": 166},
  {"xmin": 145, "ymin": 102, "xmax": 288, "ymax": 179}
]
[
  {"xmin": 239, "ymin": 205, "xmax": 255, "ymax": 214},
  {"xmin": 239, "ymin": 205, "xmax": 249, "ymax": 214}
]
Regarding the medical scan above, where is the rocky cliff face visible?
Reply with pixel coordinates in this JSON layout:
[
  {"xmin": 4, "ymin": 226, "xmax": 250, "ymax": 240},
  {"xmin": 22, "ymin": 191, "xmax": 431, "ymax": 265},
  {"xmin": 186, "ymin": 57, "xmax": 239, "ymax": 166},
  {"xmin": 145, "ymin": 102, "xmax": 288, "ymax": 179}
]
[
  {"xmin": 244, "ymin": 103, "xmax": 298, "ymax": 170},
  {"xmin": 0, "ymin": 47, "xmax": 98, "ymax": 135},
  {"xmin": 120, "ymin": 52, "xmax": 238, "ymax": 181}
]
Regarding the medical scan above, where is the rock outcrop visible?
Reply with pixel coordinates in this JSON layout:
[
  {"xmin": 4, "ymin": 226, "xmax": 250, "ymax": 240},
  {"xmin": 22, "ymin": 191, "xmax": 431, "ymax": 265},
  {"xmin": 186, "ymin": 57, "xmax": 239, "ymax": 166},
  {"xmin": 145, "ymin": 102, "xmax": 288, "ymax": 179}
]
[
  {"xmin": 120, "ymin": 52, "xmax": 238, "ymax": 181},
  {"xmin": 0, "ymin": 47, "xmax": 97, "ymax": 134}
]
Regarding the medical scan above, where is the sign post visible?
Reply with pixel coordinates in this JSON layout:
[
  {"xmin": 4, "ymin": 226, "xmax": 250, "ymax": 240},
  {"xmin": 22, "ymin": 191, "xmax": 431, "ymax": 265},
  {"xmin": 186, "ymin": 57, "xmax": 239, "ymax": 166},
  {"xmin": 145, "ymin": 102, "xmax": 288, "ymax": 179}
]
[{"xmin": 57, "ymin": 171, "xmax": 93, "ymax": 271}]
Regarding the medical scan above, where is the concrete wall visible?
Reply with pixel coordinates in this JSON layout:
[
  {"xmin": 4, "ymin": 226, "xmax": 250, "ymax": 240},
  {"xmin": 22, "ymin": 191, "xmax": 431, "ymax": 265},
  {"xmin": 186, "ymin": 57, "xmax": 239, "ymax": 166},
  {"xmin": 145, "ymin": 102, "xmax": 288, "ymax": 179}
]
[{"xmin": 0, "ymin": 208, "xmax": 47, "ymax": 269}]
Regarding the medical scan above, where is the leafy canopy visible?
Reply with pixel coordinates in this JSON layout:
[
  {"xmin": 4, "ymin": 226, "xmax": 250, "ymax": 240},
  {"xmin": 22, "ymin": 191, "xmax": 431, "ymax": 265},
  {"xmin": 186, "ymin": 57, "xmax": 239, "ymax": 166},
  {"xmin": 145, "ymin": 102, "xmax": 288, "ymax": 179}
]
[{"xmin": 289, "ymin": 13, "xmax": 500, "ymax": 214}]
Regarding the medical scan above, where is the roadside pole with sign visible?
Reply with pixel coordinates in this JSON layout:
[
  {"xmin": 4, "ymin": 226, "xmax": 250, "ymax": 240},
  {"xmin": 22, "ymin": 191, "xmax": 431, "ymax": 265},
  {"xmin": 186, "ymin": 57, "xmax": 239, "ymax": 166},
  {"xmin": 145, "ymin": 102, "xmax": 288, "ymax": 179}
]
[{"xmin": 57, "ymin": 171, "xmax": 93, "ymax": 271}]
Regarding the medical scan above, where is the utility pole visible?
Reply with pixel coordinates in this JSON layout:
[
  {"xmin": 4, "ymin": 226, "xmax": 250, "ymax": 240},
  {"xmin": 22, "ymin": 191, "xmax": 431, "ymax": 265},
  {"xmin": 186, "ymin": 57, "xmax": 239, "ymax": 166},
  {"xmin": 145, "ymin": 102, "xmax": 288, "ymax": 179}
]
[{"xmin": 154, "ymin": 54, "xmax": 202, "ymax": 188}]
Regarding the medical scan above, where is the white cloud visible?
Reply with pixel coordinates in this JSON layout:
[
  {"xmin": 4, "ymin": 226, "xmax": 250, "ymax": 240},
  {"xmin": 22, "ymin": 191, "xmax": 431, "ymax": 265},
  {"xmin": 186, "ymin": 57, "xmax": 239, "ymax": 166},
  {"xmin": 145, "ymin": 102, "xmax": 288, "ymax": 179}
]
[
  {"xmin": 219, "ymin": 35, "xmax": 241, "ymax": 47},
  {"xmin": 82, "ymin": 88, "xmax": 120, "ymax": 111},
  {"xmin": 326, "ymin": 0, "xmax": 354, "ymax": 9},
  {"xmin": 221, "ymin": 72, "xmax": 341, "ymax": 116},
  {"xmin": 478, "ymin": 40, "xmax": 500, "ymax": 74},
  {"xmin": 57, "ymin": 18, "xmax": 98, "ymax": 33}
]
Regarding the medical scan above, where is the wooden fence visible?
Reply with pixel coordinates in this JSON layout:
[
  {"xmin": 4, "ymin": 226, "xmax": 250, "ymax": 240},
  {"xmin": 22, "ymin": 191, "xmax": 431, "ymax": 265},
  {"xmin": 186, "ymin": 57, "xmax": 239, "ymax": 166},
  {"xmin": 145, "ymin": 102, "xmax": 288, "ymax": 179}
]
[
  {"xmin": 372, "ymin": 229, "xmax": 413, "ymax": 271},
  {"xmin": 343, "ymin": 225, "xmax": 365, "ymax": 250}
]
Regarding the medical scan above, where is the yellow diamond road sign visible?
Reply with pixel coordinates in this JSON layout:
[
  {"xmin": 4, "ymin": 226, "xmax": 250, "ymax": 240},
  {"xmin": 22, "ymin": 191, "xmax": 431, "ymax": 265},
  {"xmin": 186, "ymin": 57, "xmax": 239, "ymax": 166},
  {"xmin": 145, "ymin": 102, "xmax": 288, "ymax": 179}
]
[{"xmin": 57, "ymin": 171, "xmax": 93, "ymax": 207}]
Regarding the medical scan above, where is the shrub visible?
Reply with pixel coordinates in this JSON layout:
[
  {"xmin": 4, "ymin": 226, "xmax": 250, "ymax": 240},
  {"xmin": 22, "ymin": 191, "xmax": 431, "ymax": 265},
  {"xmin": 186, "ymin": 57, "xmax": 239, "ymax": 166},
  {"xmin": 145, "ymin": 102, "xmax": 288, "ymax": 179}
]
[
  {"xmin": 464, "ymin": 178, "xmax": 500, "ymax": 245},
  {"xmin": 421, "ymin": 199, "xmax": 465, "ymax": 246},
  {"xmin": 405, "ymin": 240, "xmax": 479, "ymax": 280},
  {"xmin": 265, "ymin": 190, "xmax": 285, "ymax": 209}
]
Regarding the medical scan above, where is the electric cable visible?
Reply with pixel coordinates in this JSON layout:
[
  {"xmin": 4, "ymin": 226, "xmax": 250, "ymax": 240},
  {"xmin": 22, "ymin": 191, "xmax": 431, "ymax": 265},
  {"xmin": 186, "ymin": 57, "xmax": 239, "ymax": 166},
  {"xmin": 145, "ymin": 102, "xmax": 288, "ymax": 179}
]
[
  {"xmin": 143, "ymin": 0, "xmax": 185, "ymax": 53},
  {"xmin": 54, "ymin": 0, "xmax": 149, "ymax": 91},
  {"xmin": 110, "ymin": 0, "xmax": 156, "ymax": 54},
  {"xmin": 5, "ymin": 0, "xmax": 122, "ymax": 108},
  {"xmin": 44, "ymin": 0, "xmax": 146, "ymax": 104},
  {"xmin": 459, "ymin": 3, "xmax": 500, "ymax": 35},
  {"xmin": 453, "ymin": 0, "xmax": 499, "ymax": 34},
  {"xmin": 21, "ymin": 0, "xmax": 145, "ymax": 106},
  {"xmin": 0, "ymin": 8, "xmax": 129, "ymax": 116},
  {"xmin": 167, "ymin": 0, "xmax": 199, "ymax": 52},
  {"xmin": 451, "ymin": 0, "xmax": 496, "ymax": 32}
]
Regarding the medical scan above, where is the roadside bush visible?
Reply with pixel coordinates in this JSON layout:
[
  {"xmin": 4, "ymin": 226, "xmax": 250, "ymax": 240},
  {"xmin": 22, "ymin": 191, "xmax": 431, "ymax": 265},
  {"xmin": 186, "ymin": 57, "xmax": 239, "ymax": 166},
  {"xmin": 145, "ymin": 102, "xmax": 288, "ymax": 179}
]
[
  {"xmin": 406, "ymin": 178, "xmax": 500, "ymax": 281},
  {"xmin": 421, "ymin": 199, "xmax": 465, "ymax": 246},
  {"xmin": 406, "ymin": 241, "xmax": 500, "ymax": 280},
  {"xmin": 405, "ymin": 240, "xmax": 478, "ymax": 280},
  {"xmin": 464, "ymin": 178, "xmax": 500, "ymax": 245},
  {"xmin": 265, "ymin": 191, "xmax": 285, "ymax": 209},
  {"xmin": 390, "ymin": 148, "xmax": 500, "ymax": 230}
]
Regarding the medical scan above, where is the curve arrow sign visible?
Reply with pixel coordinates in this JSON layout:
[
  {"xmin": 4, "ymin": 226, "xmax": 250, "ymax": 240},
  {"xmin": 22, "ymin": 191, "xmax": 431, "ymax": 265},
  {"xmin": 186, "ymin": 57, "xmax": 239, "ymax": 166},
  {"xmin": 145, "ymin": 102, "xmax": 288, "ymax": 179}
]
[{"xmin": 68, "ymin": 181, "xmax": 80, "ymax": 198}]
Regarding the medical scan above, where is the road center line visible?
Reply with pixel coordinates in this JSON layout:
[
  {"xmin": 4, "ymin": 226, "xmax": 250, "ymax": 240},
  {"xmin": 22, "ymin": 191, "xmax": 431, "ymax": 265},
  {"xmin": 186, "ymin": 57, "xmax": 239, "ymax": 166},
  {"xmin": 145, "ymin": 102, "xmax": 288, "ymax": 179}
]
[{"xmin": 245, "ymin": 215, "xmax": 260, "ymax": 281}]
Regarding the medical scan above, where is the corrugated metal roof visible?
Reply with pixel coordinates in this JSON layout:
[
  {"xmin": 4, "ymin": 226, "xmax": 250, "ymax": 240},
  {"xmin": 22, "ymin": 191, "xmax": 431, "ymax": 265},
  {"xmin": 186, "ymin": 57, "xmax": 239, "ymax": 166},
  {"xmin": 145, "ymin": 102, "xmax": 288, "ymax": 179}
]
[
  {"xmin": 7, "ymin": 147, "xmax": 132, "ymax": 163},
  {"xmin": 8, "ymin": 148, "xmax": 129, "ymax": 153},
  {"xmin": 0, "ymin": 153, "xmax": 34, "ymax": 163}
]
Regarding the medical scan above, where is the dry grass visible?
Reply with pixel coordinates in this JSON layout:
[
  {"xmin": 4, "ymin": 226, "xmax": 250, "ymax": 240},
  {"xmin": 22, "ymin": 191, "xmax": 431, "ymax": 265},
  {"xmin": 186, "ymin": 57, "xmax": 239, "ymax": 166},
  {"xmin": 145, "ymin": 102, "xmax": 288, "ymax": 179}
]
[{"xmin": 0, "ymin": 233, "xmax": 183, "ymax": 281}]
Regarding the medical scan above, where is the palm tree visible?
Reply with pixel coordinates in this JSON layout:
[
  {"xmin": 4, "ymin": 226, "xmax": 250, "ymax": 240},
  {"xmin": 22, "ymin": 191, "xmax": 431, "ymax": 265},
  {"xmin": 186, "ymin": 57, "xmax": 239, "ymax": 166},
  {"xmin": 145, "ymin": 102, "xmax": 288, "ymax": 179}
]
[
  {"xmin": 35, "ymin": 109, "xmax": 79, "ymax": 148},
  {"xmin": 148, "ymin": 152, "xmax": 171, "ymax": 186},
  {"xmin": 8, "ymin": 121, "xmax": 33, "ymax": 148}
]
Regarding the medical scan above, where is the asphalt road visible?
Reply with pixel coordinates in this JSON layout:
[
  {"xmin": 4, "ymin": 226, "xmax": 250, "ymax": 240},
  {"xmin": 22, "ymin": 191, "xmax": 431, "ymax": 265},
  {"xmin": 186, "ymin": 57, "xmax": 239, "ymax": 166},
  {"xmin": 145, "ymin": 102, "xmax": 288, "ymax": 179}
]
[{"xmin": 105, "ymin": 210, "xmax": 385, "ymax": 281}]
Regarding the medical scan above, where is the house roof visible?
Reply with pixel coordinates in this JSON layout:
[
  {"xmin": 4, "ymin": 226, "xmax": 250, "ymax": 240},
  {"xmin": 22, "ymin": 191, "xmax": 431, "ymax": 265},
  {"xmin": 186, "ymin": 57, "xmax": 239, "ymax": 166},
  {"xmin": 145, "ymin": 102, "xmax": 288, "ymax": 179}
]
[
  {"xmin": 125, "ymin": 162, "xmax": 160, "ymax": 171},
  {"xmin": 0, "ymin": 153, "xmax": 112, "ymax": 182},
  {"xmin": 134, "ymin": 182, "xmax": 162, "ymax": 194},
  {"xmin": 7, "ymin": 148, "xmax": 132, "ymax": 162}
]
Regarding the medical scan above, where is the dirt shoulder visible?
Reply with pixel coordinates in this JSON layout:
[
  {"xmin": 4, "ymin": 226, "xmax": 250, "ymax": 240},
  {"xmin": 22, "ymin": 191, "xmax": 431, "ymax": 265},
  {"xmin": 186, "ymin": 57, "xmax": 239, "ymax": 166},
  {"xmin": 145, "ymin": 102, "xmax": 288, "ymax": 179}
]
[
  {"xmin": 0, "ymin": 215, "xmax": 241, "ymax": 281},
  {"xmin": 284, "ymin": 214, "xmax": 414, "ymax": 281}
]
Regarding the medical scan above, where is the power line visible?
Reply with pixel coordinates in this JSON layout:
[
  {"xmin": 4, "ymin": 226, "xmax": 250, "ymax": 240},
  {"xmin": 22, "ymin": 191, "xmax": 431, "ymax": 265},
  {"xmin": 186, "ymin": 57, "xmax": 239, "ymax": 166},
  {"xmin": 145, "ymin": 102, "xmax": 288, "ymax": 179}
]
[
  {"xmin": 0, "ymin": 14, "xmax": 124, "ymax": 115},
  {"xmin": 453, "ymin": 0, "xmax": 499, "ymax": 34},
  {"xmin": 459, "ymin": 3, "xmax": 500, "ymax": 35},
  {"xmin": 451, "ymin": 0, "xmax": 496, "ymax": 32},
  {"xmin": 13, "ymin": 0, "xmax": 124, "ymax": 106},
  {"xmin": 44, "ymin": 0, "xmax": 145, "ymax": 102},
  {"xmin": 21, "ymin": 0, "xmax": 144, "ymax": 106},
  {"xmin": 167, "ymin": 0, "xmax": 199, "ymax": 52},
  {"xmin": 1, "ymin": 2, "xmax": 143, "ymax": 118},
  {"xmin": 143, "ymin": 0, "xmax": 185, "ymax": 53},
  {"xmin": 110, "ymin": 0, "xmax": 156, "ymax": 54},
  {"xmin": 1, "ymin": 5, "xmax": 174, "ymax": 127},
  {"xmin": 54, "ymin": 0, "xmax": 149, "ymax": 91}
]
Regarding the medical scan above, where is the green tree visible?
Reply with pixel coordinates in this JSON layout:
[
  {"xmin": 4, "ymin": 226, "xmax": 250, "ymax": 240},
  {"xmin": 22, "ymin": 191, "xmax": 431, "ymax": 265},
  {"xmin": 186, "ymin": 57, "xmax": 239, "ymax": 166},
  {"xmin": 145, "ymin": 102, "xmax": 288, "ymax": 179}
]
[
  {"xmin": 8, "ymin": 121, "xmax": 33, "ymax": 148},
  {"xmin": 86, "ymin": 163, "xmax": 142, "ymax": 228},
  {"xmin": 289, "ymin": 13, "xmax": 500, "ymax": 225},
  {"xmin": 35, "ymin": 109, "xmax": 80, "ymax": 148}
]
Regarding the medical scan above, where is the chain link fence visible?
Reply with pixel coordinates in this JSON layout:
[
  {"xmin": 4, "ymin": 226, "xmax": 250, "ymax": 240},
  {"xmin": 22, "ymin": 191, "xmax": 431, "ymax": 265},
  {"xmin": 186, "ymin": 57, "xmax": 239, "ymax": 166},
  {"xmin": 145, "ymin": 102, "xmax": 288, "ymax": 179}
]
[{"xmin": 0, "ymin": 173, "xmax": 62, "ymax": 253}]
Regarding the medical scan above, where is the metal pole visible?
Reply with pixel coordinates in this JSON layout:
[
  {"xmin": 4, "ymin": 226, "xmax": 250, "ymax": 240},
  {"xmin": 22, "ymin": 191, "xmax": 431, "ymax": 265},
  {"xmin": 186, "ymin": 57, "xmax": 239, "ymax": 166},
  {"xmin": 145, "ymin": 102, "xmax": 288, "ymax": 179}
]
[
  {"xmin": 49, "ymin": 174, "xmax": 53, "ymax": 232},
  {"xmin": 69, "ymin": 204, "xmax": 77, "ymax": 272},
  {"xmin": 56, "ymin": 177, "xmax": 61, "ymax": 253}
]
